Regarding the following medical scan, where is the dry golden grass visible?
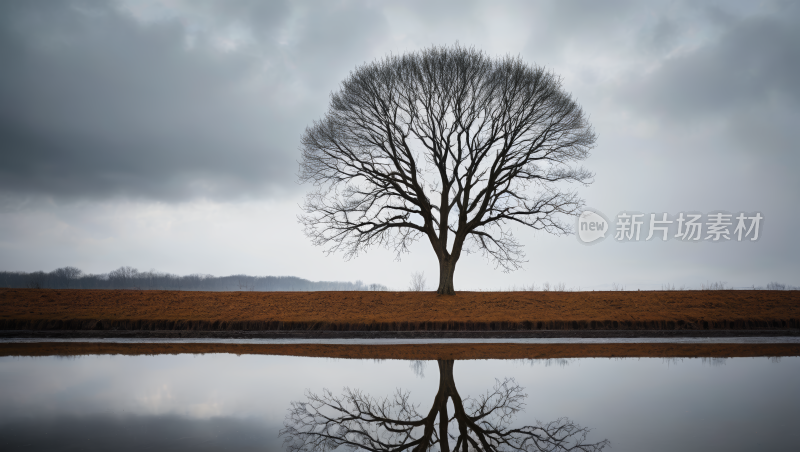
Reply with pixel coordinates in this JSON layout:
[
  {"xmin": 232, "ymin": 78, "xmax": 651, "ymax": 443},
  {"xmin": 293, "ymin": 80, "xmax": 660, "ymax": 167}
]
[{"xmin": 1, "ymin": 289, "xmax": 799, "ymax": 330}]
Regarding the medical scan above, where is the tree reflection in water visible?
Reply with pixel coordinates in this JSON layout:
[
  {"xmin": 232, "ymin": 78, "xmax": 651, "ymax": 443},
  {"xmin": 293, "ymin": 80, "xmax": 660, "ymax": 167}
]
[{"xmin": 282, "ymin": 360, "xmax": 609, "ymax": 452}]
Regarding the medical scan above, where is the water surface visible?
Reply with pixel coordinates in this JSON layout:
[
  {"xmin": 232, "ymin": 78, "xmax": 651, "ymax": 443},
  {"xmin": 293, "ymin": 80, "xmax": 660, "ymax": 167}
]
[{"xmin": 1, "ymin": 352, "xmax": 798, "ymax": 451}]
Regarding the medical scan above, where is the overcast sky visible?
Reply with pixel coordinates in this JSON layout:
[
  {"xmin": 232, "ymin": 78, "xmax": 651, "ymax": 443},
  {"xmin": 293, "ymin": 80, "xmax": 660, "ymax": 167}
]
[{"xmin": 1, "ymin": 0, "xmax": 798, "ymax": 290}]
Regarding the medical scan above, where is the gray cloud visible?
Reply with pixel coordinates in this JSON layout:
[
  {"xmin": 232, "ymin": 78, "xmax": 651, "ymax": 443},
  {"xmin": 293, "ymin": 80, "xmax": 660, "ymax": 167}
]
[
  {"xmin": 0, "ymin": 1, "xmax": 335, "ymax": 201},
  {"xmin": 605, "ymin": 1, "xmax": 800, "ymax": 204},
  {"xmin": 3, "ymin": 0, "xmax": 797, "ymax": 204},
  {"xmin": 619, "ymin": 3, "xmax": 800, "ymax": 121}
]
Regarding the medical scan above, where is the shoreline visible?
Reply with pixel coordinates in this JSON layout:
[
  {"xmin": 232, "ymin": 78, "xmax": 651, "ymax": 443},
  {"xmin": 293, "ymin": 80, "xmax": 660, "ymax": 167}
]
[
  {"xmin": 2, "ymin": 340, "xmax": 798, "ymax": 360},
  {"xmin": 2, "ymin": 328, "xmax": 798, "ymax": 339}
]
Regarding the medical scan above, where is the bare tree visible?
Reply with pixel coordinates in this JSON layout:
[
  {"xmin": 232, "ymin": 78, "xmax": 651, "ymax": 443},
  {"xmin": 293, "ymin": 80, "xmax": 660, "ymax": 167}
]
[
  {"xmin": 282, "ymin": 360, "xmax": 608, "ymax": 452},
  {"xmin": 409, "ymin": 271, "xmax": 427, "ymax": 292},
  {"xmin": 298, "ymin": 44, "xmax": 596, "ymax": 294},
  {"xmin": 109, "ymin": 266, "xmax": 139, "ymax": 290},
  {"xmin": 52, "ymin": 266, "xmax": 83, "ymax": 289},
  {"xmin": 766, "ymin": 282, "xmax": 786, "ymax": 290}
]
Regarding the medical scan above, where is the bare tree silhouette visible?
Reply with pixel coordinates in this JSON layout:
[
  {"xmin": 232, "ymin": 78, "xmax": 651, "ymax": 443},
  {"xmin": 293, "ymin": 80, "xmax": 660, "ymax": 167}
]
[
  {"xmin": 282, "ymin": 360, "xmax": 608, "ymax": 452},
  {"xmin": 409, "ymin": 272, "xmax": 428, "ymax": 292},
  {"xmin": 298, "ymin": 44, "xmax": 596, "ymax": 294}
]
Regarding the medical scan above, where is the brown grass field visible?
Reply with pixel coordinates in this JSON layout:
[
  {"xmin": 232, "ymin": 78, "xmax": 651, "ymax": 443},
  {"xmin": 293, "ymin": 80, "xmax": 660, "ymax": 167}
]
[
  {"xmin": 1, "ymin": 288, "xmax": 799, "ymax": 331},
  {"xmin": 1, "ymin": 342, "xmax": 798, "ymax": 360}
]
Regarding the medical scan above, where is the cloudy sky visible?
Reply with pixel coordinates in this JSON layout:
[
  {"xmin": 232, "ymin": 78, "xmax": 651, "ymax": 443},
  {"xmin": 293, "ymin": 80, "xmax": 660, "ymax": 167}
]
[{"xmin": 1, "ymin": 0, "xmax": 798, "ymax": 290}]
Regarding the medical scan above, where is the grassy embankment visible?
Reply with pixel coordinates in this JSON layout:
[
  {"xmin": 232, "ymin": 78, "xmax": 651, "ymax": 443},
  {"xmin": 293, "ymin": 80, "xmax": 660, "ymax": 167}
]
[{"xmin": 1, "ymin": 288, "xmax": 799, "ymax": 331}]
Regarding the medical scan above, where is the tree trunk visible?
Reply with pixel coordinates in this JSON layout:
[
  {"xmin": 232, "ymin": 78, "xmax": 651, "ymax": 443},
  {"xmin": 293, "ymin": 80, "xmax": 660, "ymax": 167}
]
[
  {"xmin": 437, "ymin": 360, "xmax": 457, "ymax": 392},
  {"xmin": 437, "ymin": 256, "xmax": 457, "ymax": 295}
]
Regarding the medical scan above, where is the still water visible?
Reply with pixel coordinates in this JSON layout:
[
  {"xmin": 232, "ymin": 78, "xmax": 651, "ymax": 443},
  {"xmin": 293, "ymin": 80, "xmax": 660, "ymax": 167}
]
[{"xmin": 0, "ymin": 352, "xmax": 798, "ymax": 451}]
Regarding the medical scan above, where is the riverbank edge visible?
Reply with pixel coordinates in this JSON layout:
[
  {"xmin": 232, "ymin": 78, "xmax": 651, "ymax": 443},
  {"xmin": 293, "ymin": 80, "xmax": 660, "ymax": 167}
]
[
  {"xmin": 2, "ymin": 328, "xmax": 799, "ymax": 339},
  {"xmin": 2, "ymin": 341, "xmax": 799, "ymax": 360},
  {"xmin": 2, "ymin": 318, "xmax": 799, "ymax": 332}
]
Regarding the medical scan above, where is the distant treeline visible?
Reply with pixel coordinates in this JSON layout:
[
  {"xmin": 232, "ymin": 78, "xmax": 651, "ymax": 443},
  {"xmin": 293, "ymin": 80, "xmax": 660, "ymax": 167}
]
[{"xmin": 0, "ymin": 267, "xmax": 389, "ymax": 291}]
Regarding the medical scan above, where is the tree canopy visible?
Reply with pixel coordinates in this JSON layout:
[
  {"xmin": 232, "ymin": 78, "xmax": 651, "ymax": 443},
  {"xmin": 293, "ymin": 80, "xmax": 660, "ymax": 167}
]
[{"xmin": 299, "ymin": 45, "xmax": 596, "ymax": 294}]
